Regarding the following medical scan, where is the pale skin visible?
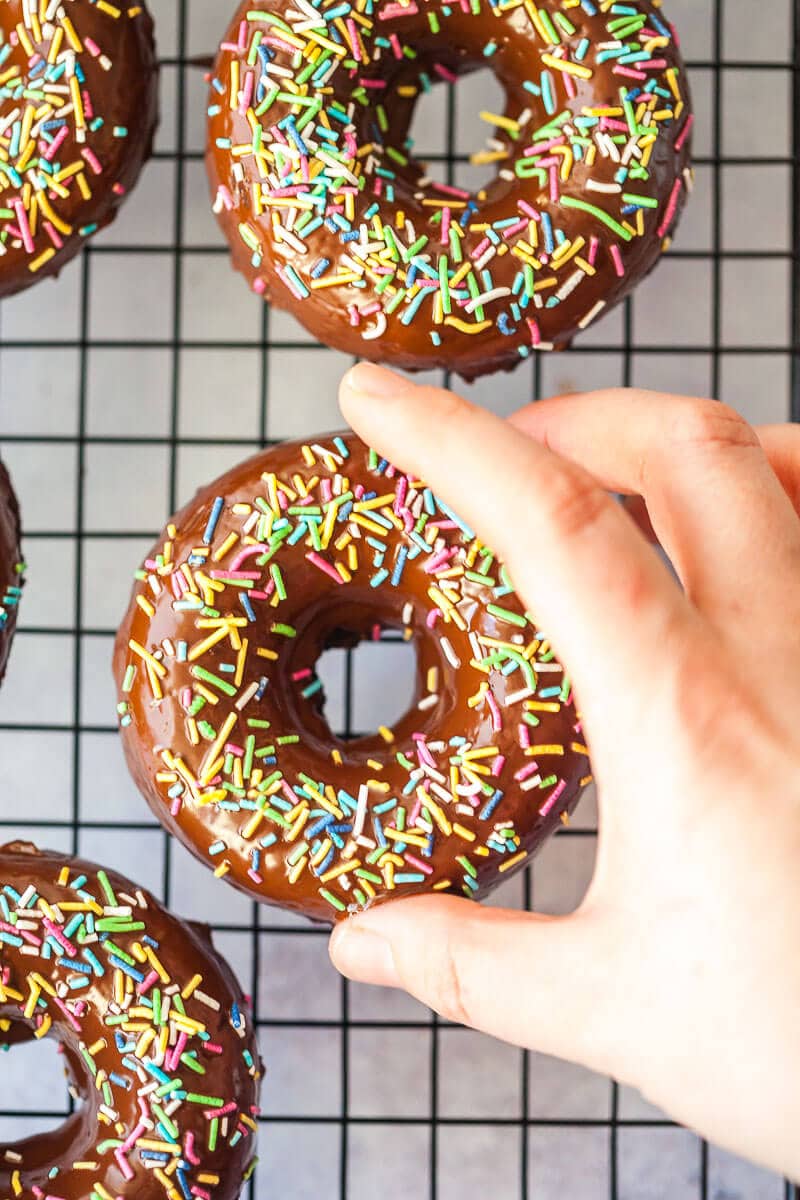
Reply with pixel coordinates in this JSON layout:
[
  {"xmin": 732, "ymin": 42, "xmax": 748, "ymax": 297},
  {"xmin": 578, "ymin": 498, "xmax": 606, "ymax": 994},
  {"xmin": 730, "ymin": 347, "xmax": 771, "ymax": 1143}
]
[{"xmin": 328, "ymin": 361, "xmax": 800, "ymax": 1182}]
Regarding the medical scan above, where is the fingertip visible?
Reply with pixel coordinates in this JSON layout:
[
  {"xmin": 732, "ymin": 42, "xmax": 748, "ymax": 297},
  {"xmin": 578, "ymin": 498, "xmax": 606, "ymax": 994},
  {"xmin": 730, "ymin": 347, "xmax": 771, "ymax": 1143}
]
[
  {"xmin": 328, "ymin": 915, "xmax": 400, "ymax": 987},
  {"xmin": 338, "ymin": 363, "xmax": 415, "ymax": 423}
]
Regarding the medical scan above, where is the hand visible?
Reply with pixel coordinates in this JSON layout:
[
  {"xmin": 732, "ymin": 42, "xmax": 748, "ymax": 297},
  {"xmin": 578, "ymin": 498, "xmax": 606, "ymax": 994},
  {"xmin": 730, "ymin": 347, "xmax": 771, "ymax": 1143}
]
[{"xmin": 329, "ymin": 363, "xmax": 800, "ymax": 1182}]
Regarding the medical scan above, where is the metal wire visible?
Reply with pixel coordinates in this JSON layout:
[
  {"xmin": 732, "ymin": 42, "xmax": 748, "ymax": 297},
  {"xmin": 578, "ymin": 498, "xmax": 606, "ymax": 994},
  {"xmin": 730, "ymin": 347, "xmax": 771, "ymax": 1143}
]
[{"xmin": 0, "ymin": 0, "xmax": 799, "ymax": 1196}]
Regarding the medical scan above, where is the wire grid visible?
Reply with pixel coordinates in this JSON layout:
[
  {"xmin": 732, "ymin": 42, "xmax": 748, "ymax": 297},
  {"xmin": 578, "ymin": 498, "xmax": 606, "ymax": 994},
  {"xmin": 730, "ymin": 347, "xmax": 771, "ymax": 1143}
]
[{"xmin": 0, "ymin": 0, "xmax": 798, "ymax": 1196}]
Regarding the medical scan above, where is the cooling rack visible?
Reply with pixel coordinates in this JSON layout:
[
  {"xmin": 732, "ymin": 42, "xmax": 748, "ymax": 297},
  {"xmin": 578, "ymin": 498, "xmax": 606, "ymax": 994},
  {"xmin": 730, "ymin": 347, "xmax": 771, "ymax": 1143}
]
[{"xmin": 0, "ymin": 0, "xmax": 798, "ymax": 1196}]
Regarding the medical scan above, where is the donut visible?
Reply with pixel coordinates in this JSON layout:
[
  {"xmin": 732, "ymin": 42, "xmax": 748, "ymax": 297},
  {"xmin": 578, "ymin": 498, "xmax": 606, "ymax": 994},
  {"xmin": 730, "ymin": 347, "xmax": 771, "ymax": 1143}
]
[
  {"xmin": 113, "ymin": 433, "xmax": 592, "ymax": 923},
  {"xmin": 0, "ymin": 0, "xmax": 158, "ymax": 297},
  {"xmin": 0, "ymin": 459, "xmax": 23, "ymax": 686},
  {"xmin": 206, "ymin": 0, "xmax": 692, "ymax": 378},
  {"xmin": 0, "ymin": 842, "xmax": 261, "ymax": 1200}
]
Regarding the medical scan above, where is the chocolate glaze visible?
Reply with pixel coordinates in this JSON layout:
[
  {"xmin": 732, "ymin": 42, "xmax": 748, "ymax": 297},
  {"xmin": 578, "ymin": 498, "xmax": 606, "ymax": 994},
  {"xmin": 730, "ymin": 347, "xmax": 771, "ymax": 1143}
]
[
  {"xmin": 114, "ymin": 433, "xmax": 591, "ymax": 924},
  {"xmin": 0, "ymin": 0, "xmax": 158, "ymax": 298},
  {"xmin": 0, "ymin": 459, "xmax": 22, "ymax": 686},
  {"xmin": 206, "ymin": 0, "xmax": 692, "ymax": 378},
  {"xmin": 0, "ymin": 842, "xmax": 261, "ymax": 1200}
]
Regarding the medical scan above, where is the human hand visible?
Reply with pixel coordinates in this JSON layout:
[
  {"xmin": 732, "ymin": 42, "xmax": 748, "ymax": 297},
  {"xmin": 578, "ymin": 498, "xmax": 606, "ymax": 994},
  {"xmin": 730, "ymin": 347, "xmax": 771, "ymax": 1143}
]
[{"xmin": 329, "ymin": 363, "xmax": 800, "ymax": 1182}]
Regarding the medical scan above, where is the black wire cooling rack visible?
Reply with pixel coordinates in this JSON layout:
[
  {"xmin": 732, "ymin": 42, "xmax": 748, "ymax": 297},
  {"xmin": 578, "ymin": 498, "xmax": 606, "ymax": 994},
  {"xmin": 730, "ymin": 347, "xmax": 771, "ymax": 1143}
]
[{"xmin": 0, "ymin": 0, "xmax": 799, "ymax": 1197}]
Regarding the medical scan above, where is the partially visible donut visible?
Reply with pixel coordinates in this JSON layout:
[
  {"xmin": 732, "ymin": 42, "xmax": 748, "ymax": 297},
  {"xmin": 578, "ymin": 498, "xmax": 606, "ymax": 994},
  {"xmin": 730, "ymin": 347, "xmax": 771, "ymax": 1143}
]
[
  {"xmin": 114, "ymin": 432, "xmax": 592, "ymax": 923},
  {"xmin": 0, "ymin": 1, "xmax": 158, "ymax": 297},
  {"xmin": 207, "ymin": 0, "xmax": 692, "ymax": 378},
  {"xmin": 0, "ymin": 842, "xmax": 261, "ymax": 1200},
  {"xmin": 0, "ymin": 458, "xmax": 23, "ymax": 686}
]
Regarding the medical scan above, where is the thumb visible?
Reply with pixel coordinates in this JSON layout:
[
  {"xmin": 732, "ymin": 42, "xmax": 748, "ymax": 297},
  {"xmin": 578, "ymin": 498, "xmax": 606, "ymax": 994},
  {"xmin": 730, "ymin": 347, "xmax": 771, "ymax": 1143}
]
[{"xmin": 329, "ymin": 895, "xmax": 612, "ymax": 1068}]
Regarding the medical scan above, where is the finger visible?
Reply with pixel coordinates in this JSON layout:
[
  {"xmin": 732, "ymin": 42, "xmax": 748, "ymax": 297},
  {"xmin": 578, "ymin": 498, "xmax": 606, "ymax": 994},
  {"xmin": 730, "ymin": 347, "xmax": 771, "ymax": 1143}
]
[
  {"xmin": 511, "ymin": 389, "xmax": 800, "ymax": 618},
  {"xmin": 329, "ymin": 895, "xmax": 615, "ymax": 1069},
  {"xmin": 757, "ymin": 425, "xmax": 800, "ymax": 513},
  {"xmin": 339, "ymin": 364, "xmax": 696, "ymax": 730},
  {"xmin": 622, "ymin": 495, "xmax": 658, "ymax": 544}
]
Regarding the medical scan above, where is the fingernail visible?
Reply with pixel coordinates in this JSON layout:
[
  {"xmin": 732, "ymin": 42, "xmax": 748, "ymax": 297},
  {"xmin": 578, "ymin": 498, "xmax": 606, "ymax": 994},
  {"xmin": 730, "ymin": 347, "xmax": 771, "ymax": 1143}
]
[
  {"xmin": 330, "ymin": 923, "xmax": 399, "ymax": 987},
  {"xmin": 344, "ymin": 362, "xmax": 413, "ymax": 400}
]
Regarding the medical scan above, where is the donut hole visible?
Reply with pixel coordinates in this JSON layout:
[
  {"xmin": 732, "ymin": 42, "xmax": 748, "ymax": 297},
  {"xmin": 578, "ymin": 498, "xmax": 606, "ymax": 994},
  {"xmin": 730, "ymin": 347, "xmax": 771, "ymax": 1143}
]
[
  {"xmin": 0, "ymin": 1023, "xmax": 79, "ymax": 1158},
  {"xmin": 310, "ymin": 628, "xmax": 418, "ymax": 742},
  {"xmin": 406, "ymin": 65, "xmax": 509, "ymax": 195}
]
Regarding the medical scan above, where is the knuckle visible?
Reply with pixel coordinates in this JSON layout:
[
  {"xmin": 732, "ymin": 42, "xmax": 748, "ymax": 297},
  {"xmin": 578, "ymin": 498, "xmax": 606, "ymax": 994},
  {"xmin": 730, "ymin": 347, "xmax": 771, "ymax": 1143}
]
[
  {"xmin": 428, "ymin": 385, "xmax": 471, "ymax": 427},
  {"xmin": 541, "ymin": 465, "xmax": 609, "ymax": 542},
  {"xmin": 667, "ymin": 400, "xmax": 758, "ymax": 455}
]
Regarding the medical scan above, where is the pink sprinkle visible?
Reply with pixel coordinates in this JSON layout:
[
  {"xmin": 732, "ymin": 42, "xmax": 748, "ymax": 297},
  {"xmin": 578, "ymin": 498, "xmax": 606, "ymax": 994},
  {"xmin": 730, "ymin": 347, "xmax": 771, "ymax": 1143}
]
[
  {"xmin": 238, "ymin": 69, "xmax": 254, "ymax": 114},
  {"xmin": 486, "ymin": 692, "xmax": 502, "ymax": 732},
  {"xmin": 394, "ymin": 474, "xmax": 408, "ymax": 514},
  {"xmin": 43, "ymin": 221, "xmax": 63, "ymax": 249},
  {"xmin": 122, "ymin": 1122, "xmax": 147, "ymax": 1153},
  {"xmin": 433, "ymin": 61, "xmax": 457, "ymax": 82},
  {"xmin": 441, "ymin": 205, "xmax": 450, "ymax": 247},
  {"xmin": 347, "ymin": 19, "xmax": 361, "ymax": 60},
  {"xmin": 539, "ymin": 779, "xmax": 566, "ymax": 818},
  {"xmin": 491, "ymin": 755, "xmax": 505, "ymax": 777},
  {"xmin": 114, "ymin": 1150, "xmax": 134, "ymax": 1182},
  {"xmin": 185, "ymin": 1131, "xmax": 201, "ymax": 1166},
  {"xmin": 424, "ymin": 548, "xmax": 455, "ymax": 574},
  {"xmin": 43, "ymin": 125, "xmax": 68, "ymax": 161},
  {"xmin": 378, "ymin": 1, "xmax": 418, "ymax": 17},
  {"xmin": 275, "ymin": 264, "xmax": 306, "ymax": 302},
  {"xmin": 610, "ymin": 244, "xmax": 625, "ymax": 277},
  {"xmin": 247, "ymin": 869, "xmax": 262, "ymax": 884},
  {"xmin": 514, "ymin": 762, "xmax": 540, "ymax": 783},
  {"xmin": 430, "ymin": 180, "xmax": 471, "ymax": 200},
  {"xmin": 426, "ymin": 607, "xmax": 441, "ymax": 628},
  {"xmin": 518, "ymin": 723, "xmax": 530, "ymax": 749},
  {"xmin": 675, "ymin": 113, "xmax": 694, "ymax": 153},
  {"xmin": 43, "ymin": 918, "xmax": 76, "ymax": 957},
  {"xmin": 81, "ymin": 147, "xmax": 103, "ymax": 175},
  {"xmin": 525, "ymin": 136, "xmax": 566, "ymax": 156},
  {"xmin": 292, "ymin": 668, "xmax": 313, "ymax": 681},
  {"xmin": 12, "ymin": 200, "xmax": 33, "ymax": 254},
  {"xmin": 306, "ymin": 550, "xmax": 344, "ymax": 584},
  {"xmin": 527, "ymin": 318, "xmax": 541, "ymax": 346},
  {"xmin": 415, "ymin": 739, "xmax": 437, "ymax": 769},
  {"xmin": 404, "ymin": 854, "xmax": 433, "ymax": 876},
  {"xmin": 137, "ymin": 970, "xmax": 159, "ymax": 996},
  {"xmin": 549, "ymin": 165, "xmax": 559, "ymax": 203},
  {"xmin": 53, "ymin": 996, "xmax": 81, "ymax": 1033},
  {"xmin": 657, "ymin": 176, "xmax": 683, "ymax": 238},
  {"xmin": 225, "ymin": 742, "xmax": 244, "ymax": 756},
  {"xmin": 588, "ymin": 236, "xmax": 599, "ymax": 267},
  {"xmin": 613, "ymin": 66, "xmax": 647, "ymax": 80},
  {"xmin": 518, "ymin": 200, "xmax": 540, "ymax": 220},
  {"xmin": 84, "ymin": 36, "xmax": 101, "ymax": 56},
  {"xmin": 389, "ymin": 32, "xmax": 403, "ymax": 58},
  {"xmin": 168, "ymin": 1031, "xmax": 188, "ymax": 1071},
  {"xmin": 206, "ymin": 1102, "xmax": 238, "ymax": 1120}
]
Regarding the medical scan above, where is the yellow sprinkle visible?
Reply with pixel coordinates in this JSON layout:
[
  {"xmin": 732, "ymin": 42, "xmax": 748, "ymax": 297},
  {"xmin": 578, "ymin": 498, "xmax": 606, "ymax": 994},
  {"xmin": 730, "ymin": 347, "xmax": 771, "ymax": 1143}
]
[
  {"xmin": 499, "ymin": 851, "xmax": 527, "ymax": 873},
  {"xmin": 540, "ymin": 52, "xmax": 593, "ymax": 79}
]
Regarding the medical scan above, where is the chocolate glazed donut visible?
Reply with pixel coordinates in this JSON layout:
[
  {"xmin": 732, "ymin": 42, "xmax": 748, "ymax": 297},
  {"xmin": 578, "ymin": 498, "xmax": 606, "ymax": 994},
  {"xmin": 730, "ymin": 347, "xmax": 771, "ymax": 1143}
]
[
  {"xmin": 0, "ymin": 459, "xmax": 23, "ymax": 685},
  {"xmin": 114, "ymin": 433, "xmax": 592, "ymax": 924},
  {"xmin": 0, "ymin": 843, "xmax": 261, "ymax": 1200},
  {"xmin": 207, "ymin": 0, "xmax": 692, "ymax": 378},
  {"xmin": 0, "ymin": 0, "xmax": 158, "ymax": 297}
]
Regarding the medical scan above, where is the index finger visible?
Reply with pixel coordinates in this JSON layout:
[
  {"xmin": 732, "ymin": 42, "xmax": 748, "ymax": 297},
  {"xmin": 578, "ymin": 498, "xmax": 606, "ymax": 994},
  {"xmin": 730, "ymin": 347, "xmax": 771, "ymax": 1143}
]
[{"xmin": 339, "ymin": 364, "xmax": 698, "ymax": 729}]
